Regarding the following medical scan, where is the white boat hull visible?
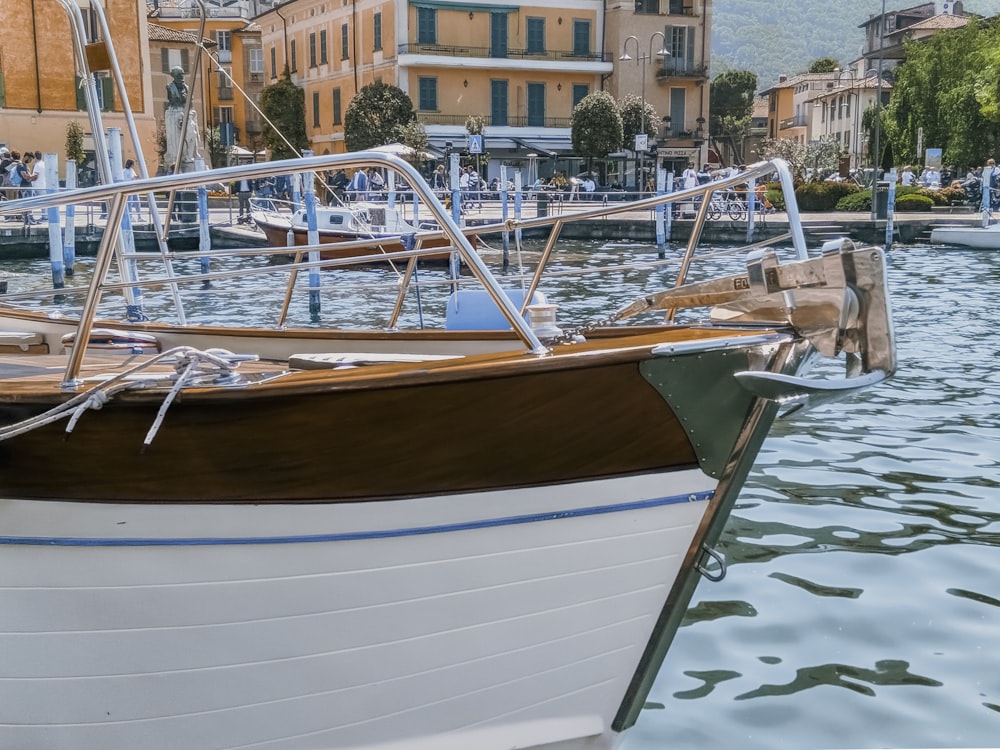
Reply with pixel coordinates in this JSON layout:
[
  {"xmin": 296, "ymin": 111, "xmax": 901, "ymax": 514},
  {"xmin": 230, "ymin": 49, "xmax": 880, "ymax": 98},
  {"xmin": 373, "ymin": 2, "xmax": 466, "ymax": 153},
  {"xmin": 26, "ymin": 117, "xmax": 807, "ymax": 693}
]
[
  {"xmin": 929, "ymin": 224, "xmax": 1000, "ymax": 249},
  {"xmin": 0, "ymin": 470, "xmax": 714, "ymax": 750}
]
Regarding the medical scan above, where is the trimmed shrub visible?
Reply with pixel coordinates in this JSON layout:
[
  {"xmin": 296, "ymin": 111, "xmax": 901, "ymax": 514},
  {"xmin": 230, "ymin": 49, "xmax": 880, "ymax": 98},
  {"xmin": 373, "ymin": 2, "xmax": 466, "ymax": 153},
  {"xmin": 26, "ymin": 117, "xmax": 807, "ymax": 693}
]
[
  {"xmin": 794, "ymin": 180, "xmax": 861, "ymax": 211},
  {"xmin": 836, "ymin": 190, "xmax": 872, "ymax": 212},
  {"xmin": 765, "ymin": 186, "xmax": 785, "ymax": 211},
  {"xmin": 893, "ymin": 193, "xmax": 935, "ymax": 212}
]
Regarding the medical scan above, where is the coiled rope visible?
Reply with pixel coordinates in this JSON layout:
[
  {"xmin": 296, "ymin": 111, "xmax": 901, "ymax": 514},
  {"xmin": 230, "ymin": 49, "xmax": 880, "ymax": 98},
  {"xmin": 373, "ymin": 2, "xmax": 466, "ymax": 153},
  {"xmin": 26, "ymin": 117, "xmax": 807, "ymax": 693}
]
[{"xmin": 0, "ymin": 347, "xmax": 258, "ymax": 449}]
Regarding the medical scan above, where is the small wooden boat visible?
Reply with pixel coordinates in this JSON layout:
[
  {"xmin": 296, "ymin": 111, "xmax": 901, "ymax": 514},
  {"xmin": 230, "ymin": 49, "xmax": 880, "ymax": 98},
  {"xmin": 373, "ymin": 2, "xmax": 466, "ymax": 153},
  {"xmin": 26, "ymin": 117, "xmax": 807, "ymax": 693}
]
[
  {"xmin": 252, "ymin": 200, "xmax": 466, "ymax": 261},
  {"xmin": 929, "ymin": 222, "xmax": 1000, "ymax": 249}
]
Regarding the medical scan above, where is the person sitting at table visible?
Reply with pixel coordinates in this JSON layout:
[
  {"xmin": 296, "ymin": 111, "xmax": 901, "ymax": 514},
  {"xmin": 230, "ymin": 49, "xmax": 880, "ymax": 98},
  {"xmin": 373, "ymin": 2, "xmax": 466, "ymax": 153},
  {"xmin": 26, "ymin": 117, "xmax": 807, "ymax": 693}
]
[{"xmin": 920, "ymin": 166, "xmax": 941, "ymax": 188}]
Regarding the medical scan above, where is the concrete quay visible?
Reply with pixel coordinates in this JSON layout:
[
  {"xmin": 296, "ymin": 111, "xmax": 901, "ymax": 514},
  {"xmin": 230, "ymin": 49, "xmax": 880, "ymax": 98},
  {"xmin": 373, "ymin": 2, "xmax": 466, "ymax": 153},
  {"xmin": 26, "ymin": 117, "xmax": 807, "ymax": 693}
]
[{"xmin": 0, "ymin": 199, "xmax": 983, "ymax": 258}]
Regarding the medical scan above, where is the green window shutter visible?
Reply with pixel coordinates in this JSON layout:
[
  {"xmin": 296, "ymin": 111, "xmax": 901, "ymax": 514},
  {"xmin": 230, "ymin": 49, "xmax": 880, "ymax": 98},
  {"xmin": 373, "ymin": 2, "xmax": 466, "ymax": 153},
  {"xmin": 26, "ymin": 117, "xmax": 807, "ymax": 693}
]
[
  {"xmin": 101, "ymin": 77, "xmax": 114, "ymax": 111},
  {"xmin": 0, "ymin": 72, "xmax": 6, "ymax": 108},
  {"xmin": 162, "ymin": 49, "xmax": 170, "ymax": 74},
  {"xmin": 75, "ymin": 76, "xmax": 88, "ymax": 110},
  {"xmin": 181, "ymin": 48, "xmax": 190, "ymax": 72}
]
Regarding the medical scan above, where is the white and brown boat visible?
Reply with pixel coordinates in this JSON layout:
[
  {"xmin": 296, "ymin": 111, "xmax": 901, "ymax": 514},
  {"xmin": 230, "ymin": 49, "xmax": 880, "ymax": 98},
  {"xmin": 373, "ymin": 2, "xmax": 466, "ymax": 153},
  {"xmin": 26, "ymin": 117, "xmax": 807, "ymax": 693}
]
[
  {"xmin": 0, "ymin": 148, "xmax": 897, "ymax": 750},
  {"xmin": 0, "ymin": 13, "xmax": 897, "ymax": 743},
  {"xmin": 252, "ymin": 200, "xmax": 470, "ymax": 262}
]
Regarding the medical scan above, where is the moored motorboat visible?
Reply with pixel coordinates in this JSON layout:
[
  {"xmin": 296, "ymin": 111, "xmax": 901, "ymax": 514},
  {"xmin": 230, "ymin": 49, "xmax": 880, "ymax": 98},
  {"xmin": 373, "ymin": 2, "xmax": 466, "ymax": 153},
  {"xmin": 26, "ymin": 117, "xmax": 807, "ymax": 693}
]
[
  {"xmin": 252, "ymin": 200, "xmax": 469, "ymax": 261},
  {"xmin": 929, "ymin": 221, "xmax": 1000, "ymax": 249}
]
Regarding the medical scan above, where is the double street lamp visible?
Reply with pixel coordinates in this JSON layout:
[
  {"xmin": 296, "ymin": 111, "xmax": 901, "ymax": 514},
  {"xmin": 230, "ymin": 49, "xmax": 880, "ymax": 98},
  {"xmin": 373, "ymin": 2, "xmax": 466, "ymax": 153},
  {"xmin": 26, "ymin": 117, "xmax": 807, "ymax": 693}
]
[
  {"xmin": 620, "ymin": 32, "xmax": 669, "ymax": 193},
  {"xmin": 871, "ymin": 0, "xmax": 887, "ymax": 220},
  {"xmin": 834, "ymin": 67, "xmax": 859, "ymax": 171}
]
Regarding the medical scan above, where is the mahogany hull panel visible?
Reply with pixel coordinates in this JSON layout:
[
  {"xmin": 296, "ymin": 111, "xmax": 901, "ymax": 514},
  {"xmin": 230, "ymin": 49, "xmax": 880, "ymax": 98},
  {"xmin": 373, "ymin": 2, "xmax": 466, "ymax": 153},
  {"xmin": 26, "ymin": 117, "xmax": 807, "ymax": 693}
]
[{"xmin": 0, "ymin": 361, "xmax": 701, "ymax": 502}]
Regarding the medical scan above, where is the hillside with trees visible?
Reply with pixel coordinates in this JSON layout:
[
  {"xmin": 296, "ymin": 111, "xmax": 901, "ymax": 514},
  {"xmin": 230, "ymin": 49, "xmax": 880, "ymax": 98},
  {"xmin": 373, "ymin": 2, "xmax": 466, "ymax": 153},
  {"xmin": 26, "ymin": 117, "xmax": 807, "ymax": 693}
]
[{"xmin": 712, "ymin": 0, "xmax": 1000, "ymax": 88}]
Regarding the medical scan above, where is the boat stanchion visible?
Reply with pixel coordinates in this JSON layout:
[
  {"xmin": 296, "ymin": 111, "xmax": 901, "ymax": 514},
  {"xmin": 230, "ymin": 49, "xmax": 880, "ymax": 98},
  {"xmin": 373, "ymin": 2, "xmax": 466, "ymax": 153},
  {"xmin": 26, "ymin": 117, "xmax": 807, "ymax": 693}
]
[{"xmin": 746, "ymin": 176, "xmax": 758, "ymax": 244}]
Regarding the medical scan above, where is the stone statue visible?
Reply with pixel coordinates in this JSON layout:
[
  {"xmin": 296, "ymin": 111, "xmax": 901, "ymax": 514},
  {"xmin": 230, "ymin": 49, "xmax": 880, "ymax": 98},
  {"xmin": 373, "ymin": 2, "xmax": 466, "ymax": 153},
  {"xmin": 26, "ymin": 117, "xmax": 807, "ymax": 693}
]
[{"xmin": 164, "ymin": 66, "xmax": 202, "ymax": 170}]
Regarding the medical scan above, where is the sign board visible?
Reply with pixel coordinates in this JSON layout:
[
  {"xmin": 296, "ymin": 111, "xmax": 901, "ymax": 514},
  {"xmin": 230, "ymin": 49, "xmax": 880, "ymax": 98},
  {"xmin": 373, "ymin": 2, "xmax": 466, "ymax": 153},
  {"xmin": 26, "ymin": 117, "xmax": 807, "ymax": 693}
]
[
  {"xmin": 468, "ymin": 134, "xmax": 483, "ymax": 154},
  {"xmin": 924, "ymin": 147, "xmax": 942, "ymax": 169},
  {"xmin": 657, "ymin": 147, "xmax": 697, "ymax": 157},
  {"xmin": 634, "ymin": 134, "xmax": 648, "ymax": 152}
]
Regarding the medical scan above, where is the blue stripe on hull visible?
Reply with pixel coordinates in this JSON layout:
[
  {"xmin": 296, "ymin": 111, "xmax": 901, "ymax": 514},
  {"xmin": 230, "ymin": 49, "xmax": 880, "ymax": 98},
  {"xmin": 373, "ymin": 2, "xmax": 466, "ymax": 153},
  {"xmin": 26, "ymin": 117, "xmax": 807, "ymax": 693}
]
[{"xmin": 0, "ymin": 490, "xmax": 714, "ymax": 547}]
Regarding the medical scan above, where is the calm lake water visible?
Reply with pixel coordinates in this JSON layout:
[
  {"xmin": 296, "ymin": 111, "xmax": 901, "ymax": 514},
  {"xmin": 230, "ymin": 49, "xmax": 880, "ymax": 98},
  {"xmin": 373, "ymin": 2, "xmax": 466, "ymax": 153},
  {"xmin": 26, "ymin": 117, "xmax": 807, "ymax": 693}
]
[{"xmin": 2, "ymin": 238, "xmax": 999, "ymax": 748}]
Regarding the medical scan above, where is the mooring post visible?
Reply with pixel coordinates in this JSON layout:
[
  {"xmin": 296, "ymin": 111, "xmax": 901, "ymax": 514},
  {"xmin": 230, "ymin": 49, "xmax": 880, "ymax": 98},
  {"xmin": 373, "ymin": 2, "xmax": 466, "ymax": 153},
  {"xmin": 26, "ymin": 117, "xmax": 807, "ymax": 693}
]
[
  {"xmin": 885, "ymin": 168, "xmax": 897, "ymax": 253},
  {"xmin": 195, "ymin": 157, "xmax": 211, "ymax": 278},
  {"xmin": 44, "ymin": 153, "xmax": 65, "ymax": 289},
  {"xmin": 513, "ymin": 171, "xmax": 523, "ymax": 249},
  {"xmin": 500, "ymin": 164, "xmax": 510, "ymax": 269},
  {"xmin": 62, "ymin": 159, "xmax": 76, "ymax": 276},
  {"xmin": 302, "ymin": 150, "xmax": 321, "ymax": 319},
  {"xmin": 655, "ymin": 166, "xmax": 666, "ymax": 259},
  {"xmin": 107, "ymin": 128, "xmax": 144, "ymax": 319}
]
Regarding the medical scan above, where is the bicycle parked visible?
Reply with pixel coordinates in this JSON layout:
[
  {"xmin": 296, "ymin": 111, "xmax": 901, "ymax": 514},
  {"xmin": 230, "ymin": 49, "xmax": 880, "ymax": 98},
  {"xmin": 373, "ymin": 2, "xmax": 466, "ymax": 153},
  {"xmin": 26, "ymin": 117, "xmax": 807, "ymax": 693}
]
[{"xmin": 706, "ymin": 189, "xmax": 748, "ymax": 221}]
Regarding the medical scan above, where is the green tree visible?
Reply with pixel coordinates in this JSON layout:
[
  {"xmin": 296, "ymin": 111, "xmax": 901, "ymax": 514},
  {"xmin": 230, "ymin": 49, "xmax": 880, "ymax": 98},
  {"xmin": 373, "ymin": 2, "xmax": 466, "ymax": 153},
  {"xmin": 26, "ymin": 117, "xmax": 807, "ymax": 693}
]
[
  {"xmin": 204, "ymin": 125, "xmax": 227, "ymax": 169},
  {"xmin": 618, "ymin": 93, "xmax": 657, "ymax": 151},
  {"xmin": 571, "ymin": 91, "xmax": 624, "ymax": 172},
  {"xmin": 399, "ymin": 119, "xmax": 430, "ymax": 169},
  {"xmin": 886, "ymin": 19, "xmax": 1000, "ymax": 169},
  {"xmin": 65, "ymin": 121, "xmax": 86, "ymax": 168},
  {"xmin": 260, "ymin": 69, "xmax": 309, "ymax": 159},
  {"xmin": 709, "ymin": 69, "xmax": 757, "ymax": 164},
  {"xmin": 343, "ymin": 81, "xmax": 416, "ymax": 152},
  {"xmin": 808, "ymin": 57, "xmax": 839, "ymax": 74}
]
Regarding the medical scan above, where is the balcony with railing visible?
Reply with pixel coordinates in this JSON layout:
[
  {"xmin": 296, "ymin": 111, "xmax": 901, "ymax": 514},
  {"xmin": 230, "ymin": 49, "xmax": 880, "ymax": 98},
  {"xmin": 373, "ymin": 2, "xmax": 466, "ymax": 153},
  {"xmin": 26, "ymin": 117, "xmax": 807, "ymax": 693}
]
[
  {"xmin": 779, "ymin": 114, "xmax": 808, "ymax": 129},
  {"xmin": 635, "ymin": 0, "xmax": 699, "ymax": 14},
  {"xmin": 155, "ymin": 1, "xmax": 250, "ymax": 19},
  {"xmin": 656, "ymin": 61, "xmax": 709, "ymax": 82},
  {"xmin": 398, "ymin": 43, "xmax": 610, "ymax": 63},
  {"xmin": 417, "ymin": 113, "xmax": 572, "ymax": 129}
]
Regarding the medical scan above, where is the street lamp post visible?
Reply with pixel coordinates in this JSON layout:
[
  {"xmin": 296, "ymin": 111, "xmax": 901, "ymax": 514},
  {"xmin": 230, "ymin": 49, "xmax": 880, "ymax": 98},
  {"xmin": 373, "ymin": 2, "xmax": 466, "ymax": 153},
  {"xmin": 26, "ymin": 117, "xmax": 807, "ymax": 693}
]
[
  {"xmin": 834, "ymin": 67, "xmax": 858, "ymax": 172},
  {"xmin": 620, "ymin": 32, "xmax": 669, "ymax": 195},
  {"xmin": 871, "ymin": 0, "xmax": 887, "ymax": 219}
]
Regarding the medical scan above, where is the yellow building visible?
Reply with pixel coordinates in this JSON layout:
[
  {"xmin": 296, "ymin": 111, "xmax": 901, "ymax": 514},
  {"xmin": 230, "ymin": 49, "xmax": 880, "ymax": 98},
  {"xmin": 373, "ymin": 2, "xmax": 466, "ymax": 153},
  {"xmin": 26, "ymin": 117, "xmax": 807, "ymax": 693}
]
[
  {"xmin": 256, "ymin": 0, "xmax": 612, "ymax": 179},
  {"xmin": 762, "ymin": 72, "xmax": 837, "ymax": 148},
  {"xmin": 604, "ymin": 0, "xmax": 712, "ymax": 176},
  {"xmin": 0, "ymin": 0, "xmax": 156, "ymax": 179}
]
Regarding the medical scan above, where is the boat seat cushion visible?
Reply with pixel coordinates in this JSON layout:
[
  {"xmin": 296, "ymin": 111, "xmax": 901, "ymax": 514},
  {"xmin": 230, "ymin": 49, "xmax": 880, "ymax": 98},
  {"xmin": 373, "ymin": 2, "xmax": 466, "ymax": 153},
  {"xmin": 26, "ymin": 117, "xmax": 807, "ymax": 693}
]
[
  {"xmin": 61, "ymin": 328, "xmax": 161, "ymax": 355},
  {"xmin": 0, "ymin": 330, "xmax": 48, "ymax": 354},
  {"xmin": 288, "ymin": 352, "xmax": 462, "ymax": 370}
]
